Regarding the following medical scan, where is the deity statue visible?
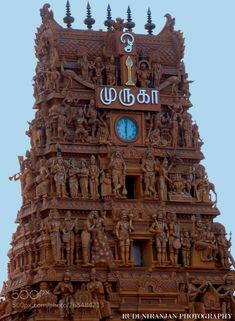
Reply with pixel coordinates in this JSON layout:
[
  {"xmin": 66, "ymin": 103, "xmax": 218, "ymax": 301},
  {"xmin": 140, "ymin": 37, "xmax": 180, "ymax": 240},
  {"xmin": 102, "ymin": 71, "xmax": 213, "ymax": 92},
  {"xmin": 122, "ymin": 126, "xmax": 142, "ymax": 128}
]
[
  {"xmin": 20, "ymin": 159, "xmax": 35, "ymax": 205},
  {"xmin": 100, "ymin": 171, "xmax": 112, "ymax": 199},
  {"xmin": 79, "ymin": 159, "xmax": 89, "ymax": 199},
  {"xmin": 137, "ymin": 61, "xmax": 151, "ymax": 88},
  {"xmin": 35, "ymin": 158, "xmax": 50, "ymax": 199},
  {"xmin": 90, "ymin": 211, "xmax": 114, "ymax": 267},
  {"xmin": 156, "ymin": 158, "xmax": 173, "ymax": 202},
  {"xmin": 192, "ymin": 217, "xmax": 217, "ymax": 262},
  {"xmin": 216, "ymin": 227, "xmax": 231, "ymax": 268},
  {"xmin": 47, "ymin": 209, "xmax": 62, "ymax": 264},
  {"xmin": 85, "ymin": 98, "xmax": 100, "ymax": 138},
  {"xmin": 106, "ymin": 55, "xmax": 116, "ymax": 86},
  {"xmin": 57, "ymin": 114, "xmax": 67, "ymax": 140},
  {"xmin": 62, "ymin": 211, "xmax": 75, "ymax": 266},
  {"xmin": 90, "ymin": 57, "xmax": 105, "ymax": 85},
  {"xmin": 81, "ymin": 212, "xmax": 95, "ymax": 266},
  {"xmin": 186, "ymin": 274, "xmax": 209, "ymax": 314},
  {"xmin": 108, "ymin": 151, "xmax": 127, "ymax": 197},
  {"xmin": 167, "ymin": 212, "xmax": 181, "ymax": 265},
  {"xmin": 75, "ymin": 107, "xmax": 89, "ymax": 142},
  {"xmin": 149, "ymin": 209, "xmax": 168, "ymax": 265},
  {"xmin": 181, "ymin": 112, "xmax": 193, "ymax": 148},
  {"xmin": 68, "ymin": 159, "xmax": 79, "ymax": 198},
  {"xmin": 141, "ymin": 151, "xmax": 157, "ymax": 198},
  {"xmin": 181, "ymin": 231, "xmax": 191, "ymax": 267},
  {"xmin": 54, "ymin": 271, "xmax": 75, "ymax": 318},
  {"xmin": 89, "ymin": 155, "xmax": 100, "ymax": 199},
  {"xmin": 51, "ymin": 155, "xmax": 68, "ymax": 198},
  {"xmin": 45, "ymin": 66, "xmax": 61, "ymax": 93},
  {"xmin": 86, "ymin": 268, "xmax": 112, "ymax": 320},
  {"xmin": 152, "ymin": 62, "xmax": 164, "ymax": 87},
  {"xmin": 115, "ymin": 209, "xmax": 134, "ymax": 266},
  {"xmin": 210, "ymin": 274, "xmax": 235, "ymax": 314},
  {"xmin": 78, "ymin": 53, "xmax": 91, "ymax": 82}
]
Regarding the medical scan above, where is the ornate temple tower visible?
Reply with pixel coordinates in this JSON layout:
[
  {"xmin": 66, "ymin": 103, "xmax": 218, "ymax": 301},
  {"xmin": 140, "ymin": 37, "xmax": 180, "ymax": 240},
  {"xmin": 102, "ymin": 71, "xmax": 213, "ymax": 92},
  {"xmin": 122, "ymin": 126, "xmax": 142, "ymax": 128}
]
[{"xmin": 0, "ymin": 2, "xmax": 235, "ymax": 321}]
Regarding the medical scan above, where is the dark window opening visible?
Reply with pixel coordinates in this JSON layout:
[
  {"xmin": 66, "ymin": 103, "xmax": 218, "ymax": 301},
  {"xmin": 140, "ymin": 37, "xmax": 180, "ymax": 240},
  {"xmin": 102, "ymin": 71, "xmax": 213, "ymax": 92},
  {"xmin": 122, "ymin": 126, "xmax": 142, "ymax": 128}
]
[
  {"xmin": 126, "ymin": 175, "xmax": 141, "ymax": 199},
  {"xmin": 133, "ymin": 241, "xmax": 143, "ymax": 266}
]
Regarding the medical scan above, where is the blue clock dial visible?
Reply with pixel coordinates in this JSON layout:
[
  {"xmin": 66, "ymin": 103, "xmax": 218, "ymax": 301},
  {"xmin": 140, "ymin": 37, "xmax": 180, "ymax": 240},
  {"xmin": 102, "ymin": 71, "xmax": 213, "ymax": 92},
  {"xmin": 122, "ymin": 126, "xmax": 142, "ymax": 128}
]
[{"xmin": 116, "ymin": 117, "xmax": 138, "ymax": 141}]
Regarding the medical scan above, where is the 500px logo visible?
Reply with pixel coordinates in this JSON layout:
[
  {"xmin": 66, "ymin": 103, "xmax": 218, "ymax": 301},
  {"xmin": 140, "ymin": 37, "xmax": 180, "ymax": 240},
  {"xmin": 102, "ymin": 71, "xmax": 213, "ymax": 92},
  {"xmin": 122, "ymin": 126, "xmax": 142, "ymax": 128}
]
[{"xmin": 12, "ymin": 290, "xmax": 51, "ymax": 300}]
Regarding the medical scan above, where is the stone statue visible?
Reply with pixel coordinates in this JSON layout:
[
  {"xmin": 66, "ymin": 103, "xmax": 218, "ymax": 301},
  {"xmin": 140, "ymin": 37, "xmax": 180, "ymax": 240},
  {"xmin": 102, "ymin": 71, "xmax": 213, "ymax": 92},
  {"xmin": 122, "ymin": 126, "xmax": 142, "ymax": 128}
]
[
  {"xmin": 81, "ymin": 212, "xmax": 95, "ymax": 266},
  {"xmin": 152, "ymin": 62, "xmax": 164, "ymax": 87},
  {"xmin": 210, "ymin": 274, "xmax": 235, "ymax": 314},
  {"xmin": 91, "ymin": 57, "xmax": 105, "ymax": 85},
  {"xmin": 45, "ymin": 66, "xmax": 61, "ymax": 93},
  {"xmin": 115, "ymin": 209, "xmax": 134, "ymax": 266},
  {"xmin": 192, "ymin": 217, "xmax": 217, "ymax": 262},
  {"xmin": 20, "ymin": 159, "xmax": 35, "ymax": 205},
  {"xmin": 141, "ymin": 151, "xmax": 157, "ymax": 198},
  {"xmin": 51, "ymin": 155, "xmax": 68, "ymax": 198},
  {"xmin": 181, "ymin": 112, "xmax": 193, "ymax": 148},
  {"xmin": 156, "ymin": 158, "xmax": 173, "ymax": 202},
  {"xmin": 62, "ymin": 211, "xmax": 75, "ymax": 266},
  {"xmin": 91, "ymin": 211, "xmax": 114, "ymax": 267},
  {"xmin": 186, "ymin": 274, "xmax": 209, "ymax": 314},
  {"xmin": 86, "ymin": 268, "xmax": 112, "ymax": 320},
  {"xmin": 68, "ymin": 159, "xmax": 79, "ymax": 198},
  {"xmin": 47, "ymin": 209, "xmax": 62, "ymax": 264},
  {"xmin": 167, "ymin": 212, "xmax": 181, "ymax": 265},
  {"xmin": 106, "ymin": 55, "xmax": 116, "ymax": 86},
  {"xmin": 79, "ymin": 159, "xmax": 89, "ymax": 199},
  {"xmin": 54, "ymin": 271, "xmax": 75, "ymax": 318},
  {"xmin": 108, "ymin": 150, "xmax": 127, "ymax": 197},
  {"xmin": 100, "ymin": 171, "xmax": 112, "ymax": 198},
  {"xmin": 78, "ymin": 53, "xmax": 91, "ymax": 82},
  {"xmin": 137, "ymin": 61, "xmax": 151, "ymax": 88},
  {"xmin": 149, "ymin": 209, "xmax": 168, "ymax": 265},
  {"xmin": 89, "ymin": 155, "xmax": 100, "ymax": 199},
  {"xmin": 216, "ymin": 227, "xmax": 231, "ymax": 268},
  {"xmin": 181, "ymin": 231, "xmax": 191, "ymax": 267},
  {"xmin": 35, "ymin": 158, "xmax": 50, "ymax": 199},
  {"xmin": 75, "ymin": 107, "xmax": 89, "ymax": 142},
  {"xmin": 85, "ymin": 99, "xmax": 100, "ymax": 138}
]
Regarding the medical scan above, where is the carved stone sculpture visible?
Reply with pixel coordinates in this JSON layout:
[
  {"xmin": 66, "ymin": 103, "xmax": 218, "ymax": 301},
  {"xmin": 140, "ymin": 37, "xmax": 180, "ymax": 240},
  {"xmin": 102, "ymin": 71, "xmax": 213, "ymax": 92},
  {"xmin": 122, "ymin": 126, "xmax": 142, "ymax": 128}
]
[
  {"xmin": 115, "ymin": 209, "xmax": 134, "ymax": 266},
  {"xmin": 89, "ymin": 155, "xmax": 100, "ymax": 199},
  {"xmin": 86, "ymin": 268, "xmax": 112, "ymax": 320},
  {"xmin": 149, "ymin": 209, "xmax": 168, "ymax": 265},
  {"xmin": 54, "ymin": 271, "xmax": 75, "ymax": 318},
  {"xmin": 141, "ymin": 151, "xmax": 157, "ymax": 198},
  {"xmin": 108, "ymin": 151, "xmax": 127, "ymax": 197},
  {"xmin": 167, "ymin": 212, "xmax": 181, "ymax": 265}
]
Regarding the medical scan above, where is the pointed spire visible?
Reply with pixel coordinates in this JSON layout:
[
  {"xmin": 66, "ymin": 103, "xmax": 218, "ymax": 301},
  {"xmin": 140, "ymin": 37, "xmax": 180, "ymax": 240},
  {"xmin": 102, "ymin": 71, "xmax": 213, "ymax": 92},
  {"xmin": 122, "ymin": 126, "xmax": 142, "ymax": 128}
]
[
  {"xmin": 124, "ymin": 6, "xmax": 135, "ymax": 32},
  {"xmin": 63, "ymin": 0, "xmax": 75, "ymax": 29},
  {"xmin": 104, "ymin": 4, "xmax": 114, "ymax": 30},
  {"xmin": 145, "ymin": 7, "xmax": 156, "ymax": 35},
  {"xmin": 84, "ymin": 2, "xmax": 95, "ymax": 30}
]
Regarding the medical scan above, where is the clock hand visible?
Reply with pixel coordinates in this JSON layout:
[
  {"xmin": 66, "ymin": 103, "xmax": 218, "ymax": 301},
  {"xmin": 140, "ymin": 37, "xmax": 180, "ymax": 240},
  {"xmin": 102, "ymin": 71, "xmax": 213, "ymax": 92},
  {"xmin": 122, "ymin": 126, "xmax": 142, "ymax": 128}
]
[{"xmin": 125, "ymin": 119, "xmax": 128, "ymax": 138}]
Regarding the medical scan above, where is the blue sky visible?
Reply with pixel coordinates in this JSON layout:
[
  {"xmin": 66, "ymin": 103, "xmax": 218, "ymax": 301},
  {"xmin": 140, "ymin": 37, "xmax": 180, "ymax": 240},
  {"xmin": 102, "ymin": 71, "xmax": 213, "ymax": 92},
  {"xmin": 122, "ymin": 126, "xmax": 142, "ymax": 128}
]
[{"xmin": 0, "ymin": 0, "xmax": 235, "ymax": 285}]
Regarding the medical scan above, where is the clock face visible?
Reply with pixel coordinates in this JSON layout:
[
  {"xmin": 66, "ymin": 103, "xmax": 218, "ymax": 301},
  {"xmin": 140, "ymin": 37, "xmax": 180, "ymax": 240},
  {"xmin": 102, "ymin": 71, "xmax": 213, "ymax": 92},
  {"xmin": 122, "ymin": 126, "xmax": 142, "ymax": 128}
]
[{"xmin": 116, "ymin": 117, "xmax": 138, "ymax": 141}]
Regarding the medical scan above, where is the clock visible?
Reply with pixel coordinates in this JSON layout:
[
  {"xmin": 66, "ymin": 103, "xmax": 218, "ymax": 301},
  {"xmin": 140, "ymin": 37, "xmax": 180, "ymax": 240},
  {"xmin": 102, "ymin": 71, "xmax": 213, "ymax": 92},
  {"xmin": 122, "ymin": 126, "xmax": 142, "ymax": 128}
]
[{"xmin": 116, "ymin": 117, "xmax": 138, "ymax": 141}]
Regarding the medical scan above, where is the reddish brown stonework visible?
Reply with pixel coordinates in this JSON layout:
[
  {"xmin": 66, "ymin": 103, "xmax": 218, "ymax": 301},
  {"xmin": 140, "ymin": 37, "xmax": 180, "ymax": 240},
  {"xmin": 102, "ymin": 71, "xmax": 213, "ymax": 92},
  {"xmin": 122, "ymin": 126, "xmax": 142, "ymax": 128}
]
[{"xmin": 1, "ymin": 3, "xmax": 235, "ymax": 321}]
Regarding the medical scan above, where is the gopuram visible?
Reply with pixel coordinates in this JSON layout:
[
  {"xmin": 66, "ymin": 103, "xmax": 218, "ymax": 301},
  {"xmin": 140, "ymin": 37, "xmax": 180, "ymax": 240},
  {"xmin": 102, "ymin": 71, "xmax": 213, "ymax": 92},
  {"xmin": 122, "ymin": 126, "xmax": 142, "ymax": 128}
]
[{"xmin": 0, "ymin": 2, "xmax": 235, "ymax": 321}]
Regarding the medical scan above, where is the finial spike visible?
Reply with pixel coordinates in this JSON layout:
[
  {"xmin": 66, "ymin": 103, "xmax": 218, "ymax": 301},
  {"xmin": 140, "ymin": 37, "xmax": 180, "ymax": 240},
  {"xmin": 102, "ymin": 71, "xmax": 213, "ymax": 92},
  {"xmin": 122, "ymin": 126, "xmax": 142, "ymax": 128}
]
[
  {"xmin": 125, "ymin": 5, "xmax": 135, "ymax": 32},
  {"xmin": 84, "ymin": 1, "xmax": 95, "ymax": 30},
  {"xmin": 104, "ymin": 4, "xmax": 114, "ymax": 30},
  {"xmin": 63, "ymin": 0, "xmax": 74, "ymax": 29},
  {"xmin": 145, "ymin": 7, "xmax": 156, "ymax": 35}
]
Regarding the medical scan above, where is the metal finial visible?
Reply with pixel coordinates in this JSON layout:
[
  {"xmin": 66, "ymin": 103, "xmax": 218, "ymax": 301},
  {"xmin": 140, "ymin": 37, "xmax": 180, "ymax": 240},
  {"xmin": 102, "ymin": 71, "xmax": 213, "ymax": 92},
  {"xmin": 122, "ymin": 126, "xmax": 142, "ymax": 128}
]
[
  {"xmin": 104, "ymin": 4, "xmax": 114, "ymax": 30},
  {"xmin": 125, "ymin": 6, "xmax": 135, "ymax": 32},
  {"xmin": 63, "ymin": 0, "xmax": 74, "ymax": 29},
  {"xmin": 84, "ymin": 2, "xmax": 95, "ymax": 30},
  {"xmin": 145, "ymin": 7, "xmax": 156, "ymax": 35}
]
